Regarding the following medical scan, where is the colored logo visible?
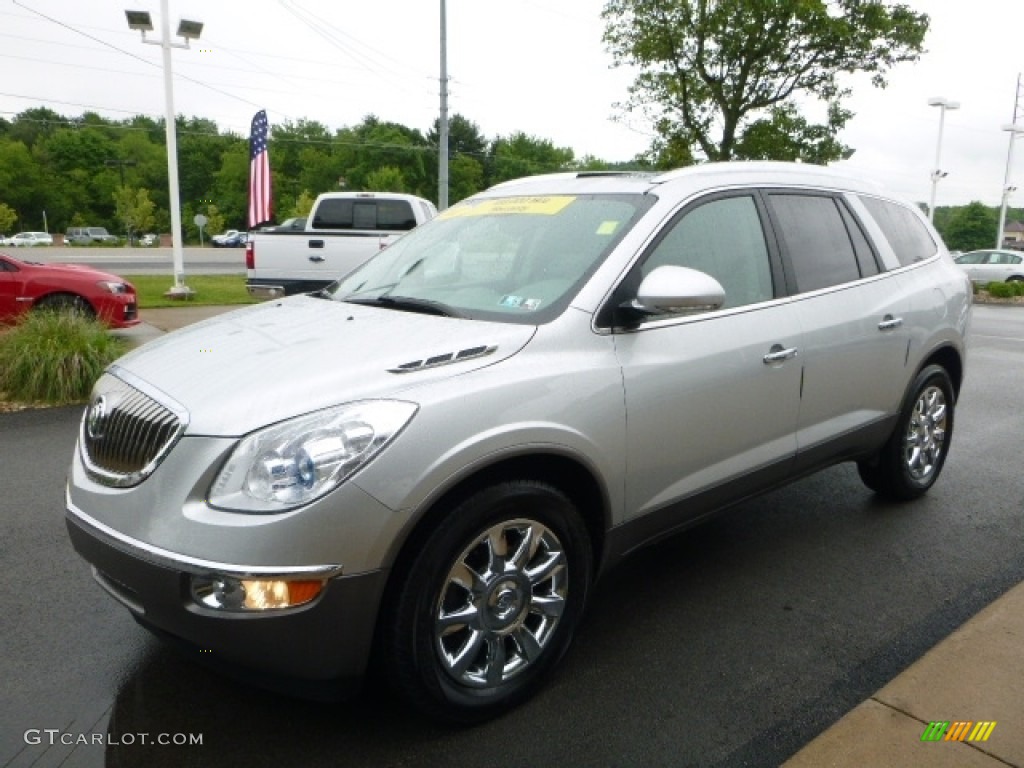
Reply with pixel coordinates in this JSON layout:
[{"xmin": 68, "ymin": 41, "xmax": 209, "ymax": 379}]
[{"xmin": 921, "ymin": 721, "xmax": 997, "ymax": 742}]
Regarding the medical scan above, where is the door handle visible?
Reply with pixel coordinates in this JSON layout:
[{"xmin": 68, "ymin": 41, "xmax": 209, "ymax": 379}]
[
  {"xmin": 763, "ymin": 344, "xmax": 798, "ymax": 365},
  {"xmin": 308, "ymin": 254, "xmax": 325, "ymax": 263},
  {"xmin": 877, "ymin": 315, "xmax": 903, "ymax": 331}
]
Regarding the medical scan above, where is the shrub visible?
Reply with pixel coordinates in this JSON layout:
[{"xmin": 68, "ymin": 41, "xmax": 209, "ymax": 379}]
[
  {"xmin": 0, "ymin": 311, "xmax": 127, "ymax": 404},
  {"xmin": 986, "ymin": 282, "xmax": 1014, "ymax": 299},
  {"xmin": 1011, "ymin": 281, "xmax": 1024, "ymax": 297}
]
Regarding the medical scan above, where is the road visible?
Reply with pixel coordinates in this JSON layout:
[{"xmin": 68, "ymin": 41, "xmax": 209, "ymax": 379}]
[
  {"xmin": 1, "ymin": 305, "xmax": 1022, "ymax": 768},
  {"xmin": 13, "ymin": 246, "xmax": 245, "ymax": 275}
]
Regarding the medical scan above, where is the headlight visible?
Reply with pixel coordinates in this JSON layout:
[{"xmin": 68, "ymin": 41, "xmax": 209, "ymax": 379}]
[
  {"xmin": 208, "ymin": 400, "xmax": 417, "ymax": 513},
  {"xmin": 96, "ymin": 280, "xmax": 130, "ymax": 294}
]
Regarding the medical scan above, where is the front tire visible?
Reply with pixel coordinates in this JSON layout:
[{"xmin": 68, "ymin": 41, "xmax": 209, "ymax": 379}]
[
  {"xmin": 857, "ymin": 365, "xmax": 955, "ymax": 500},
  {"xmin": 34, "ymin": 293, "xmax": 95, "ymax": 320},
  {"xmin": 383, "ymin": 481, "xmax": 592, "ymax": 723}
]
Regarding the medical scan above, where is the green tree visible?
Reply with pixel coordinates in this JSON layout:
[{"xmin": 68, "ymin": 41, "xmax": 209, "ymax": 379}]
[
  {"xmin": 941, "ymin": 202, "xmax": 997, "ymax": 252},
  {"xmin": 188, "ymin": 203, "xmax": 225, "ymax": 243},
  {"xmin": 602, "ymin": 0, "xmax": 929, "ymax": 163},
  {"xmin": 211, "ymin": 144, "xmax": 250, "ymax": 229},
  {"xmin": 0, "ymin": 203, "xmax": 16, "ymax": 233},
  {"xmin": 448, "ymin": 154, "xmax": 485, "ymax": 204},
  {"xmin": 0, "ymin": 138, "xmax": 46, "ymax": 229},
  {"xmin": 488, "ymin": 132, "xmax": 575, "ymax": 184},
  {"xmin": 112, "ymin": 187, "xmax": 156, "ymax": 242},
  {"xmin": 423, "ymin": 114, "xmax": 489, "ymax": 203},
  {"xmin": 336, "ymin": 116, "xmax": 431, "ymax": 197},
  {"xmin": 364, "ymin": 166, "xmax": 407, "ymax": 193},
  {"xmin": 291, "ymin": 190, "xmax": 316, "ymax": 218},
  {"xmin": 6, "ymin": 107, "xmax": 65, "ymax": 150}
]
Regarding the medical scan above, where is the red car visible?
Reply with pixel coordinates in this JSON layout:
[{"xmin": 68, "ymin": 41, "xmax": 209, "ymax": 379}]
[{"xmin": 0, "ymin": 253, "xmax": 139, "ymax": 328}]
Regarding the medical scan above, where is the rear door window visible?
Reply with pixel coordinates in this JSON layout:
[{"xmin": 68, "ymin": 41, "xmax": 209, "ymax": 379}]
[{"xmin": 766, "ymin": 193, "xmax": 862, "ymax": 292}]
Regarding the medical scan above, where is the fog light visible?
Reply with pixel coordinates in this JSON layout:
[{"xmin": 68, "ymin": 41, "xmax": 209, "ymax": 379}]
[{"xmin": 192, "ymin": 575, "xmax": 324, "ymax": 611}]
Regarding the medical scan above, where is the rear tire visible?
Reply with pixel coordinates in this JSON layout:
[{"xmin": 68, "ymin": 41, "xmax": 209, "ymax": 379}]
[
  {"xmin": 857, "ymin": 365, "xmax": 955, "ymax": 500},
  {"xmin": 383, "ymin": 480, "xmax": 592, "ymax": 724}
]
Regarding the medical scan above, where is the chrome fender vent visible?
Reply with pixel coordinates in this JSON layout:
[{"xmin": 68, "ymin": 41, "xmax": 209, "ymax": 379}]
[{"xmin": 388, "ymin": 345, "xmax": 497, "ymax": 374}]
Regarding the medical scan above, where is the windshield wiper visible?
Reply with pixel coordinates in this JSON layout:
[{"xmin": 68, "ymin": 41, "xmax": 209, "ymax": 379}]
[{"xmin": 344, "ymin": 295, "xmax": 464, "ymax": 318}]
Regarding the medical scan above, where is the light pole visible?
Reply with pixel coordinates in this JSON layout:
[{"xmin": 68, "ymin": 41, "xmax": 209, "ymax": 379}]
[
  {"xmin": 927, "ymin": 96, "xmax": 960, "ymax": 222},
  {"xmin": 995, "ymin": 74, "xmax": 1023, "ymax": 249},
  {"xmin": 438, "ymin": 0, "xmax": 449, "ymax": 211},
  {"xmin": 996, "ymin": 123, "xmax": 1024, "ymax": 248},
  {"xmin": 125, "ymin": 4, "xmax": 203, "ymax": 297}
]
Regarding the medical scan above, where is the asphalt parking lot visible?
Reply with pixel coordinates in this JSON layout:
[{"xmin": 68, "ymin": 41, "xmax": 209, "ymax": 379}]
[{"xmin": 1, "ymin": 305, "xmax": 1022, "ymax": 768}]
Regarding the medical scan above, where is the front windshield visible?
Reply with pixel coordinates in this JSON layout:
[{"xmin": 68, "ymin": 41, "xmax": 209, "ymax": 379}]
[{"xmin": 328, "ymin": 194, "xmax": 652, "ymax": 323}]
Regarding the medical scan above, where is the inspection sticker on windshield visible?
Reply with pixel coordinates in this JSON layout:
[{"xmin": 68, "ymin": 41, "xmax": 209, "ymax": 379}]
[
  {"xmin": 499, "ymin": 295, "xmax": 542, "ymax": 310},
  {"xmin": 596, "ymin": 220, "xmax": 620, "ymax": 235},
  {"xmin": 439, "ymin": 196, "xmax": 575, "ymax": 219}
]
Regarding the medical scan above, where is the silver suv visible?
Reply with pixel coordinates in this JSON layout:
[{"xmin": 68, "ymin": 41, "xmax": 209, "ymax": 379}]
[{"xmin": 66, "ymin": 162, "xmax": 971, "ymax": 722}]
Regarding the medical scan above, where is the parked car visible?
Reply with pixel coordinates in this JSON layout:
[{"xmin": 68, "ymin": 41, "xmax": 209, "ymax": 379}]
[
  {"xmin": 0, "ymin": 253, "xmax": 139, "ymax": 327},
  {"xmin": 954, "ymin": 249, "xmax": 1024, "ymax": 283},
  {"xmin": 0, "ymin": 234, "xmax": 11, "ymax": 246},
  {"xmin": 66, "ymin": 227, "xmax": 119, "ymax": 245},
  {"xmin": 259, "ymin": 217, "xmax": 307, "ymax": 232},
  {"xmin": 66, "ymin": 162, "xmax": 970, "ymax": 723},
  {"xmin": 10, "ymin": 232, "xmax": 54, "ymax": 247},
  {"xmin": 212, "ymin": 229, "xmax": 246, "ymax": 247},
  {"xmin": 139, "ymin": 233, "xmax": 158, "ymax": 247}
]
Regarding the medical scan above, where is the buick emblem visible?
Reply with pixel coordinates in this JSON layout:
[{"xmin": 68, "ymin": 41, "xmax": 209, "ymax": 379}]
[{"xmin": 86, "ymin": 395, "xmax": 108, "ymax": 440}]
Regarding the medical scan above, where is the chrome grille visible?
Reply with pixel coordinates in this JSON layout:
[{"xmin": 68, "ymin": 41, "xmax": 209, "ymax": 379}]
[{"xmin": 80, "ymin": 370, "xmax": 188, "ymax": 487}]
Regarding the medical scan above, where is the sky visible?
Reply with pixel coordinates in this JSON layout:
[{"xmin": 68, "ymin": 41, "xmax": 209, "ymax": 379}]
[{"xmin": 1, "ymin": 0, "xmax": 1022, "ymax": 208}]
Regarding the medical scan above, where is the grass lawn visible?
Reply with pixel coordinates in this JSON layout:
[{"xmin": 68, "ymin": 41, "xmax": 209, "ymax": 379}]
[{"xmin": 126, "ymin": 274, "xmax": 259, "ymax": 309}]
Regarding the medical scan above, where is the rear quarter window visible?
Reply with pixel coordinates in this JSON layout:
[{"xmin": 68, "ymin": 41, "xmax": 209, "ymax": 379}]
[
  {"xmin": 313, "ymin": 199, "xmax": 417, "ymax": 231},
  {"xmin": 858, "ymin": 196, "xmax": 937, "ymax": 267}
]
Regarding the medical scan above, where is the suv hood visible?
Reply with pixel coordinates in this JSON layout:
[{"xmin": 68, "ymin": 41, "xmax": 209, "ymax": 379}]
[{"xmin": 115, "ymin": 296, "xmax": 536, "ymax": 435}]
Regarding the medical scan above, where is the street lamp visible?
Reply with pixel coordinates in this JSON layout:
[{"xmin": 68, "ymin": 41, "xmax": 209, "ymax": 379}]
[
  {"xmin": 927, "ymin": 96, "xmax": 960, "ymax": 222},
  {"xmin": 995, "ymin": 122, "xmax": 1024, "ymax": 249},
  {"xmin": 124, "ymin": 3, "xmax": 203, "ymax": 297}
]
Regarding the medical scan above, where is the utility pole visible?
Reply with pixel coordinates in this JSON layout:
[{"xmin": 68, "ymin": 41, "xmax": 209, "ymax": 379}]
[
  {"xmin": 105, "ymin": 158, "xmax": 137, "ymax": 188},
  {"xmin": 996, "ymin": 73, "xmax": 1023, "ymax": 249},
  {"xmin": 438, "ymin": 0, "xmax": 449, "ymax": 211}
]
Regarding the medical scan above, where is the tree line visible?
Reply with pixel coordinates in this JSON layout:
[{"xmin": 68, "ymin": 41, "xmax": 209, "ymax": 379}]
[
  {"xmin": 0, "ymin": 107, "xmax": 624, "ymax": 242},
  {"xmin": 0, "ymin": 105, "xmax": 1018, "ymax": 253}
]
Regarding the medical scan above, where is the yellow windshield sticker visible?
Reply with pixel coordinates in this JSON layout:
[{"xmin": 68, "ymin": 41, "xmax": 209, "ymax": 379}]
[
  {"xmin": 596, "ymin": 220, "xmax": 620, "ymax": 235},
  {"xmin": 439, "ymin": 196, "xmax": 576, "ymax": 219}
]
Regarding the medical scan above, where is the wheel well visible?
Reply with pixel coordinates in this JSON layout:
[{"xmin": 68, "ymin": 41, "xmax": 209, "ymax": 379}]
[
  {"xmin": 386, "ymin": 453, "xmax": 608, "ymax": 591},
  {"xmin": 34, "ymin": 292, "xmax": 94, "ymax": 312},
  {"xmin": 920, "ymin": 345, "xmax": 963, "ymax": 399}
]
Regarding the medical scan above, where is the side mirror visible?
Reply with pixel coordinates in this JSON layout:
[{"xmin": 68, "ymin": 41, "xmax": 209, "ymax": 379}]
[{"xmin": 632, "ymin": 265, "xmax": 726, "ymax": 316}]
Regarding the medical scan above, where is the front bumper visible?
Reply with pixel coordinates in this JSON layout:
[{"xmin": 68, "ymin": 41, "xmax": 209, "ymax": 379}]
[
  {"xmin": 66, "ymin": 507, "xmax": 388, "ymax": 698},
  {"xmin": 97, "ymin": 294, "xmax": 140, "ymax": 328}
]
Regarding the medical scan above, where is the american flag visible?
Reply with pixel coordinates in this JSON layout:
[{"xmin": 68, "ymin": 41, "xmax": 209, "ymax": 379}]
[{"xmin": 248, "ymin": 110, "xmax": 271, "ymax": 228}]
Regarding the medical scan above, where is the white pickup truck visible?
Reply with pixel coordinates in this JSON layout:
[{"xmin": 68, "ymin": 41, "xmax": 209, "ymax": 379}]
[{"xmin": 245, "ymin": 191, "xmax": 438, "ymax": 299}]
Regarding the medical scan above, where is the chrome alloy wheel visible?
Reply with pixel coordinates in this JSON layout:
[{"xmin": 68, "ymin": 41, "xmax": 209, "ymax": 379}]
[
  {"xmin": 903, "ymin": 384, "xmax": 948, "ymax": 482},
  {"xmin": 434, "ymin": 519, "xmax": 568, "ymax": 688}
]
